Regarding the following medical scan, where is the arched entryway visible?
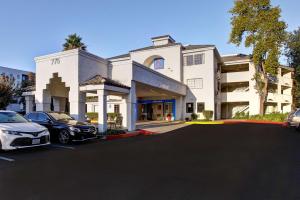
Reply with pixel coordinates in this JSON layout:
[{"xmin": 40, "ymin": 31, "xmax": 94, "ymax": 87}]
[{"xmin": 45, "ymin": 73, "xmax": 70, "ymax": 113}]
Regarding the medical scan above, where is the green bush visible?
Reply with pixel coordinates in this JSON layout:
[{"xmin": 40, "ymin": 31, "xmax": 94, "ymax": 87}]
[
  {"xmin": 233, "ymin": 112, "xmax": 288, "ymax": 122},
  {"xmin": 233, "ymin": 112, "xmax": 249, "ymax": 119},
  {"xmin": 203, "ymin": 110, "xmax": 213, "ymax": 121},
  {"xmin": 86, "ymin": 112, "xmax": 98, "ymax": 120},
  {"xmin": 86, "ymin": 112, "xmax": 122, "ymax": 121},
  {"xmin": 191, "ymin": 113, "xmax": 198, "ymax": 121}
]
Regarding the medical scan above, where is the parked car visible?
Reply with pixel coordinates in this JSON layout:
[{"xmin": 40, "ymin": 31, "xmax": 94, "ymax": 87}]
[
  {"xmin": 287, "ymin": 108, "xmax": 300, "ymax": 129},
  {"xmin": 0, "ymin": 110, "xmax": 50, "ymax": 150},
  {"xmin": 25, "ymin": 112, "xmax": 98, "ymax": 144}
]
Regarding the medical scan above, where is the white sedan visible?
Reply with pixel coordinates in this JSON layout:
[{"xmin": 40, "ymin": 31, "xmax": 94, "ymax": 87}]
[{"xmin": 0, "ymin": 111, "xmax": 50, "ymax": 150}]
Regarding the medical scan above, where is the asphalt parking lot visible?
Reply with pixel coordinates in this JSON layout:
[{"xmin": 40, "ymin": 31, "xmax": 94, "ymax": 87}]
[{"xmin": 1, "ymin": 123, "xmax": 300, "ymax": 200}]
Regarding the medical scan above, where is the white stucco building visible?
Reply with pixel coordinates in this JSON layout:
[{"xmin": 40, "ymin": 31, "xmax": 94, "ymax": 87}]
[
  {"xmin": 22, "ymin": 35, "xmax": 294, "ymax": 132},
  {"xmin": 0, "ymin": 66, "xmax": 32, "ymax": 111}
]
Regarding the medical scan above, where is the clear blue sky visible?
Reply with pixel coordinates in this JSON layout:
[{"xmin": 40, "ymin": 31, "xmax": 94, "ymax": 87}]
[{"xmin": 0, "ymin": 0, "xmax": 299, "ymax": 72}]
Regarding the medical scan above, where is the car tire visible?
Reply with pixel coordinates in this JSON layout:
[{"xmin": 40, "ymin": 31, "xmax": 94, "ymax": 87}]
[{"xmin": 58, "ymin": 129, "xmax": 71, "ymax": 144}]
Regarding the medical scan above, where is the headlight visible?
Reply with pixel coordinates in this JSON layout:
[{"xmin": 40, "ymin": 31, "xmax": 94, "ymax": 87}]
[
  {"xmin": 1, "ymin": 130, "xmax": 22, "ymax": 136},
  {"xmin": 68, "ymin": 126, "xmax": 80, "ymax": 132}
]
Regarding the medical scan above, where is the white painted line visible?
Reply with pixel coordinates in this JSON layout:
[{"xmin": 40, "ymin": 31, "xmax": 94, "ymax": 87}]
[
  {"xmin": 51, "ymin": 144, "xmax": 75, "ymax": 150},
  {"xmin": 0, "ymin": 156, "xmax": 15, "ymax": 162}
]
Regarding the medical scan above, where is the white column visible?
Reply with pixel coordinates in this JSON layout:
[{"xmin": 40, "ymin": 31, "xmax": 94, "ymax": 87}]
[
  {"xmin": 125, "ymin": 81, "xmax": 137, "ymax": 131},
  {"xmin": 97, "ymin": 89, "xmax": 107, "ymax": 133},
  {"xmin": 25, "ymin": 96, "xmax": 34, "ymax": 114},
  {"xmin": 53, "ymin": 97, "xmax": 60, "ymax": 112},
  {"xmin": 35, "ymin": 90, "xmax": 51, "ymax": 112},
  {"xmin": 175, "ymin": 96, "xmax": 184, "ymax": 120},
  {"xmin": 69, "ymin": 90, "xmax": 86, "ymax": 121}
]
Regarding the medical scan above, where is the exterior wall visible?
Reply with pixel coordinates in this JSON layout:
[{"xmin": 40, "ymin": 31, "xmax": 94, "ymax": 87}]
[
  {"xmin": 0, "ymin": 66, "xmax": 32, "ymax": 88},
  {"xmin": 0, "ymin": 66, "xmax": 33, "ymax": 112},
  {"xmin": 130, "ymin": 45, "xmax": 182, "ymax": 82},
  {"xmin": 34, "ymin": 49, "xmax": 107, "ymax": 120},
  {"xmin": 221, "ymin": 59, "xmax": 293, "ymax": 117},
  {"xmin": 183, "ymin": 49, "xmax": 217, "ymax": 119}
]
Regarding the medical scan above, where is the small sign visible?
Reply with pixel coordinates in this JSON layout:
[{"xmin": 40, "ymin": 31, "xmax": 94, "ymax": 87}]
[{"xmin": 51, "ymin": 58, "xmax": 61, "ymax": 65}]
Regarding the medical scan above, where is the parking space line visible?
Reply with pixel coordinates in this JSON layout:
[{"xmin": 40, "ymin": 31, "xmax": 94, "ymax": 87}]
[
  {"xmin": 0, "ymin": 156, "xmax": 15, "ymax": 162},
  {"xmin": 51, "ymin": 144, "xmax": 75, "ymax": 150}
]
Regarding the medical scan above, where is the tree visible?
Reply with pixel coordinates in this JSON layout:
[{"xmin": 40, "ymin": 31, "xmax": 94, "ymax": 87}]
[
  {"xmin": 63, "ymin": 33, "xmax": 87, "ymax": 51},
  {"xmin": 285, "ymin": 28, "xmax": 300, "ymax": 108},
  {"xmin": 0, "ymin": 74, "xmax": 16, "ymax": 109},
  {"xmin": 229, "ymin": 0, "xmax": 287, "ymax": 115}
]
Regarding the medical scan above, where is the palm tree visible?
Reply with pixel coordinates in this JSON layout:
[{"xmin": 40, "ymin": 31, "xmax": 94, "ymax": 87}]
[{"xmin": 63, "ymin": 33, "xmax": 87, "ymax": 51}]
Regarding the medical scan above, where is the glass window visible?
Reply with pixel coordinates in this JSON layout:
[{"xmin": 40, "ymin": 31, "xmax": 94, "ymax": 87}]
[
  {"xmin": 187, "ymin": 78, "xmax": 203, "ymax": 89},
  {"xmin": 197, "ymin": 103, "xmax": 205, "ymax": 113},
  {"xmin": 186, "ymin": 103, "xmax": 194, "ymax": 113},
  {"xmin": 184, "ymin": 55, "xmax": 194, "ymax": 66},
  {"xmin": 295, "ymin": 110, "xmax": 300, "ymax": 117},
  {"xmin": 194, "ymin": 53, "xmax": 205, "ymax": 65},
  {"xmin": 114, "ymin": 104, "xmax": 120, "ymax": 113},
  {"xmin": 0, "ymin": 112, "xmax": 28, "ymax": 123},
  {"xmin": 154, "ymin": 58, "xmax": 164, "ymax": 69},
  {"xmin": 26, "ymin": 113, "xmax": 38, "ymax": 121},
  {"xmin": 37, "ymin": 113, "xmax": 49, "ymax": 122},
  {"xmin": 48, "ymin": 113, "xmax": 73, "ymax": 121}
]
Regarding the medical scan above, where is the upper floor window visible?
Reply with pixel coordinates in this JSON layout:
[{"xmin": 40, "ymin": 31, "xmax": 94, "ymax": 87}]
[
  {"xmin": 184, "ymin": 53, "xmax": 205, "ymax": 66},
  {"xmin": 187, "ymin": 78, "xmax": 203, "ymax": 89},
  {"xmin": 153, "ymin": 58, "xmax": 164, "ymax": 69}
]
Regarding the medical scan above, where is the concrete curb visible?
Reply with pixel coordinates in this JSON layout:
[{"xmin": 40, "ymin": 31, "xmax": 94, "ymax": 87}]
[
  {"xmin": 104, "ymin": 129, "xmax": 159, "ymax": 140},
  {"xmin": 186, "ymin": 120, "xmax": 287, "ymax": 126}
]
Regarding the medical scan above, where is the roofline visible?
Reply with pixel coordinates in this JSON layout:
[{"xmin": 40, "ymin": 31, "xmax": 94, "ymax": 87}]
[
  {"xmin": 151, "ymin": 35, "xmax": 175, "ymax": 43},
  {"xmin": 0, "ymin": 66, "xmax": 34, "ymax": 73}
]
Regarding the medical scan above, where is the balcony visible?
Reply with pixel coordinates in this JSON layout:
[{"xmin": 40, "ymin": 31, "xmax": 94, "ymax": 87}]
[
  {"xmin": 221, "ymin": 71, "xmax": 250, "ymax": 83},
  {"xmin": 221, "ymin": 92, "xmax": 250, "ymax": 102},
  {"xmin": 266, "ymin": 93, "xmax": 292, "ymax": 103},
  {"xmin": 280, "ymin": 77, "xmax": 293, "ymax": 87}
]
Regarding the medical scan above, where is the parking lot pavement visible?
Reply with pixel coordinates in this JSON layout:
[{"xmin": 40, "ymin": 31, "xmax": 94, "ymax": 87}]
[{"xmin": 1, "ymin": 124, "xmax": 300, "ymax": 200}]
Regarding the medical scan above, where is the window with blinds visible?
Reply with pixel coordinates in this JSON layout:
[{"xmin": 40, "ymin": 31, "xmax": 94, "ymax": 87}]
[
  {"xmin": 187, "ymin": 78, "xmax": 203, "ymax": 89},
  {"xmin": 184, "ymin": 53, "xmax": 205, "ymax": 66}
]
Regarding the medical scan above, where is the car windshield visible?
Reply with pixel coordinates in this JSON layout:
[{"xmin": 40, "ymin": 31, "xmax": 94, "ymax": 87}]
[
  {"xmin": 0, "ymin": 112, "xmax": 28, "ymax": 123},
  {"xmin": 48, "ymin": 113, "xmax": 73, "ymax": 121}
]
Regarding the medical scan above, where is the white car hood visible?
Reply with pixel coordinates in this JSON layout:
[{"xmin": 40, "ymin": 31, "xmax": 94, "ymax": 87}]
[{"xmin": 0, "ymin": 122, "xmax": 46, "ymax": 132}]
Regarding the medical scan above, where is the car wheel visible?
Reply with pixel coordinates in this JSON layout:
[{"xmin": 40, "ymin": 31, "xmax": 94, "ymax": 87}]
[{"xmin": 58, "ymin": 129, "xmax": 70, "ymax": 144}]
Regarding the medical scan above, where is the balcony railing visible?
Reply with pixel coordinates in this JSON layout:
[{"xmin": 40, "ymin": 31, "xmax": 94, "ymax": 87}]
[
  {"xmin": 221, "ymin": 92, "xmax": 250, "ymax": 102},
  {"xmin": 221, "ymin": 71, "xmax": 250, "ymax": 83}
]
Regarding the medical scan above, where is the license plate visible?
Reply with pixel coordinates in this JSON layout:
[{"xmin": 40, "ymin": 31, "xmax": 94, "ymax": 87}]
[{"xmin": 32, "ymin": 139, "xmax": 40, "ymax": 145}]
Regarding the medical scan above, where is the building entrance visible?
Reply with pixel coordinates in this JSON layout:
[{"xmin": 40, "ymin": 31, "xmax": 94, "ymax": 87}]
[{"xmin": 137, "ymin": 99, "xmax": 175, "ymax": 121}]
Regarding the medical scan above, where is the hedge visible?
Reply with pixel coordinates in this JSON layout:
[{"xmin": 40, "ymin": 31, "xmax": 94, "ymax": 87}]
[{"xmin": 233, "ymin": 112, "xmax": 288, "ymax": 122}]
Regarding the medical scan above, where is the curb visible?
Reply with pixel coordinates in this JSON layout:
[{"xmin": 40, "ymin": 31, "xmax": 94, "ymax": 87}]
[
  {"xmin": 185, "ymin": 121, "xmax": 224, "ymax": 125},
  {"xmin": 104, "ymin": 129, "xmax": 158, "ymax": 140},
  {"xmin": 186, "ymin": 120, "xmax": 287, "ymax": 126}
]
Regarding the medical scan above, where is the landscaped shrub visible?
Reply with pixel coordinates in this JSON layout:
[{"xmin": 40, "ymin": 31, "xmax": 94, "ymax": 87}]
[
  {"xmin": 233, "ymin": 111, "xmax": 249, "ymax": 119},
  {"xmin": 233, "ymin": 112, "xmax": 288, "ymax": 122},
  {"xmin": 86, "ymin": 112, "xmax": 98, "ymax": 120},
  {"xmin": 191, "ymin": 113, "xmax": 198, "ymax": 121},
  {"xmin": 203, "ymin": 110, "xmax": 213, "ymax": 121}
]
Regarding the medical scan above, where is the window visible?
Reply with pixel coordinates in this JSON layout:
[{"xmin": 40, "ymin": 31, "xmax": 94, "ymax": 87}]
[
  {"xmin": 26, "ymin": 113, "xmax": 38, "ymax": 121},
  {"xmin": 184, "ymin": 53, "xmax": 205, "ymax": 66},
  {"xmin": 186, "ymin": 103, "xmax": 194, "ymax": 113},
  {"xmin": 37, "ymin": 113, "xmax": 49, "ymax": 122},
  {"xmin": 184, "ymin": 55, "xmax": 194, "ymax": 66},
  {"xmin": 114, "ymin": 104, "xmax": 120, "ymax": 114},
  {"xmin": 197, "ymin": 103, "xmax": 205, "ymax": 113},
  {"xmin": 153, "ymin": 58, "xmax": 164, "ymax": 69},
  {"xmin": 194, "ymin": 53, "xmax": 205, "ymax": 65},
  {"xmin": 187, "ymin": 78, "xmax": 203, "ymax": 89}
]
